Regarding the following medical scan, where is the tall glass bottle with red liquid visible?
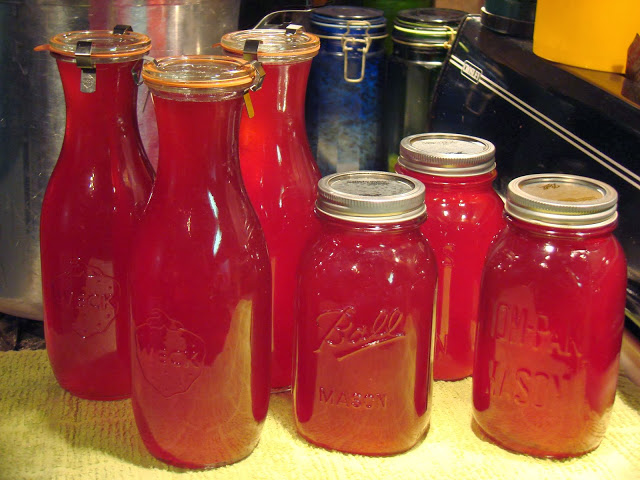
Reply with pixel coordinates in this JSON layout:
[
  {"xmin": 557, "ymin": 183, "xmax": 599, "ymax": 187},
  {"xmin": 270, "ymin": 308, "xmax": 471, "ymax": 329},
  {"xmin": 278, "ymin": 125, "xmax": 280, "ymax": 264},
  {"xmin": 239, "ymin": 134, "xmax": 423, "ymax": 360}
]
[
  {"xmin": 130, "ymin": 56, "xmax": 272, "ymax": 469},
  {"xmin": 396, "ymin": 133, "xmax": 505, "ymax": 380},
  {"xmin": 294, "ymin": 171, "xmax": 438, "ymax": 455},
  {"xmin": 473, "ymin": 174, "xmax": 627, "ymax": 457},
  {"xmin": 221, "ymin": 28, "xmax": 321, "ymax": 391},
  {"xmin": 39, "ymin": 27, "xmax": 154, "ymax": 400}
]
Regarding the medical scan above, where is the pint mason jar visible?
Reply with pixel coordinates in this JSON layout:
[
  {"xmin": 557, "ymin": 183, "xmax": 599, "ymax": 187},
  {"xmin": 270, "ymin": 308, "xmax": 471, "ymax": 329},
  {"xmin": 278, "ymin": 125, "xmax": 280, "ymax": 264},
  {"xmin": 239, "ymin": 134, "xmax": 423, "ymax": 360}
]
[
  {"xmin": 294, "ymin": 171, "xmax": 438, "ymax": 455},
  {"xmin": 396, "ymin": 133, "xmax": 505, "ymax": 380},
  {"xmin": 473, "ymin": 174, "xmax": 627, "ymax": 457}
]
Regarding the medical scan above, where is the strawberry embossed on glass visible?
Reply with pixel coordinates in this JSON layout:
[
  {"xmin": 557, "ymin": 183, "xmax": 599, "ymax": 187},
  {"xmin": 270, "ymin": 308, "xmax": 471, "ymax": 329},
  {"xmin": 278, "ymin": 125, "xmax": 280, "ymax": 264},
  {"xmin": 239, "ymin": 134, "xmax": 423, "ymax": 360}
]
[
  {"xmin": 473, "ymin": 174, "xmax": 627, "ymax": 457},
  {"xmin": 130, "ymin": 56, "xmax": 271, "ymax": 469},
  {"xmin": 39, "ymin": 27, "xmax": 154, "ymax": 400},
  {"xmin": 221, "ymin": 27, "xmax": 321, "ymax": 391},
  {"xmin": 294, "ymin": 171, "xmax": 438, "ymax": 455}
]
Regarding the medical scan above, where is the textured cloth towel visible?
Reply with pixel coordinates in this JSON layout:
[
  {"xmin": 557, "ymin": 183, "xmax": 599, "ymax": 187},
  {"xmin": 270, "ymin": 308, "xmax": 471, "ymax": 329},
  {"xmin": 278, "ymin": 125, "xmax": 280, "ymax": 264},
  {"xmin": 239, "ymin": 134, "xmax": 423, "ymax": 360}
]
[{"xmin": 0, "ymin": 350, "xmax": 639, "ymax": 480}]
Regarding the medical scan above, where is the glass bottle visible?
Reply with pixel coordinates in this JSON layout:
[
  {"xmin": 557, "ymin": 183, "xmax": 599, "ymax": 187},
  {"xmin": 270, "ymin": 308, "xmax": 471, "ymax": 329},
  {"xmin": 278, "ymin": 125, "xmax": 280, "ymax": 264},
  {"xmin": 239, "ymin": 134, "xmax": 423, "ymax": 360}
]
[
  {"xmin": 385, "ymin": 9, "xmax": 467, "ymax": 171},
  {"xmin": 39, "ymin": 27, "xmax": 154, "ymax": 400},
  {"xmin": 130, "ymin": 56, "xmax": 272, "ymax": 468},
  {"xmin": 294, "ymin": 171, "xmax": 438, "ymax": 455},
  {"xmin": 473, "ymin": 174, "xmax": 627, "ymax": 457},
  {"xmin": 395, "ymin": 133, "xmax": 505, "ymax": 380},
  {"xmin": 306, "ymin": 6, "xmax": 388, "ymax": 175},
  {"xmin": 221, "ymin": 27, "xmax": 321, "ymax": 391}
]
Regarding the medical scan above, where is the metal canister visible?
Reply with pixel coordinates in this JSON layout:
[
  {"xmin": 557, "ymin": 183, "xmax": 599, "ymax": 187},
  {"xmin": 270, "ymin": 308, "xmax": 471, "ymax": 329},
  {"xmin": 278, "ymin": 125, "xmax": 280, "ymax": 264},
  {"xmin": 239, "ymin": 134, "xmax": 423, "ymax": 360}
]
[{"xmin": 305, "ymin": 6, "xmax": 388, "ymax": 175}]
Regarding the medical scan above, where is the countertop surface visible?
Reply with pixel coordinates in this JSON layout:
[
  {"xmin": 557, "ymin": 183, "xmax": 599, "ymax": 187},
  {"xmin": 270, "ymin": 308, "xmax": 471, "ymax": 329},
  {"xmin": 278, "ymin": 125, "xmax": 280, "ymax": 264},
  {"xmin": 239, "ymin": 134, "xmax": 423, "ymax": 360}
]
[{"xmin": 1, "ymin": 349, "xmax": 639, "ymax": 480}]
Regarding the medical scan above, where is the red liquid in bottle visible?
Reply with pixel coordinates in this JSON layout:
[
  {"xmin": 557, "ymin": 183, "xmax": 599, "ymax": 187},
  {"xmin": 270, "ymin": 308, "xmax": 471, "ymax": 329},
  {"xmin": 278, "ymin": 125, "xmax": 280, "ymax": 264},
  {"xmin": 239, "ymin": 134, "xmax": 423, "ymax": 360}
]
[
  {"xmin": 294, "ymin": 172, "xmax": 437, "ymax": 455},
  {"xmin": 41, "ymin": 52, "xmax": 153, "ymax": 399},
  {"xmin": 130, "ymin": 57, "xmax": 271, "ymax": 469},
  {"xmin": 473, "ymin": 175, "xmax": 627, "ymax": 457},
  {"xmin": 396, "ymin": 167, "xmax": 505, "ymax": 379},
  {"xmin": 238, "ymin": 59, "xmax": 321, "ymax": 390}
]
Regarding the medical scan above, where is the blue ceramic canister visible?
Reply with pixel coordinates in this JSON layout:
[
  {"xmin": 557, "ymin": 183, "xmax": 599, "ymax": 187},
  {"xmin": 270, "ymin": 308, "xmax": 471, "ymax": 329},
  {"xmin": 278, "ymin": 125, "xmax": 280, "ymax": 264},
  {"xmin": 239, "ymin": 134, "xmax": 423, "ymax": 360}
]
[{"xmin": 306, "ymin": 6, "xmax": 388, "ymax": 175}]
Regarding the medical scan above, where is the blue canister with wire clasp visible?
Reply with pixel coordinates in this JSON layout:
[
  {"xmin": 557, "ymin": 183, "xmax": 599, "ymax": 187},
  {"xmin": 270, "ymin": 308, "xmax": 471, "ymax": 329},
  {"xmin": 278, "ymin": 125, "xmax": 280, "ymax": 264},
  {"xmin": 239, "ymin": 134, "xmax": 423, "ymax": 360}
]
[{"xmin": 306, "ymin": 6, "xmax": 388, "ymax": 175}]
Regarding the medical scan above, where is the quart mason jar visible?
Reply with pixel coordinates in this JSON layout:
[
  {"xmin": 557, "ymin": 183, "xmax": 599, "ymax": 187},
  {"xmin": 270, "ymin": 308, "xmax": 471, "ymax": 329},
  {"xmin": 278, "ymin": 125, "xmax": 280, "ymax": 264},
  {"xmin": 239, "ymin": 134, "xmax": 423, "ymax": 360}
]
[
  {"xmin": 385, "ymin": 8, "xmax": 467, "ymax": 171},
  {"xmin": 221, "ymin": 27, "xmax": 321, "ymax": 391},
  {"xmin": 294, "ymin": 171, "xmax": 438, "ymax": 455},
  {"xmin": 473, "ymin": 174, "xmax": 627, "ymax": 458},
  {"xmin": 130, "ymin": 56, "xmax": 272, "ymax": 469},
  {"xmin": 306, "ymin": 6, "xmax": 388, "ymax": 175},
  {"xmin": 395, "ymin": 133, "xmax": 505, "ymax": 380},
  {"xmin": 39, "ymin": 27, "xmax": 154, "ymax": 400}
]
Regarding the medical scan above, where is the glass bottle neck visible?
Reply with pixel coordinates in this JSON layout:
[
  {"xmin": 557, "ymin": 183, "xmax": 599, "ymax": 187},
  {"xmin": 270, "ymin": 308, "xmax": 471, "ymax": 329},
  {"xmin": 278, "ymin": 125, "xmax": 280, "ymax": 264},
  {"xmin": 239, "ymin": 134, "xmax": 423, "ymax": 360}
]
[
  {"xmin": 57, "ymin": 58, "xmax": 140, "ymax": 124},
  {"xmin": 317, "ymin": 210, "xmax": 426, "ymax": 234},
  {"xmin": 152, "ymin": 93, "xmax": 244, "ymax": 191},
  {"xmin": 246, "ymin": 61, "xmax": 311, "ymax": 127}
]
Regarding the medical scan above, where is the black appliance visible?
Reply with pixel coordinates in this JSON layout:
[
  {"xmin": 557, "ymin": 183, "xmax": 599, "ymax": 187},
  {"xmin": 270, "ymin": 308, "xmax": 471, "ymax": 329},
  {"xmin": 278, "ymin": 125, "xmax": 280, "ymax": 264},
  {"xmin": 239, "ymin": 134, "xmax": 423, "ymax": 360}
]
[{"xmin": 430, "ymin": 15, "xmax": 640, "ymax": 335}]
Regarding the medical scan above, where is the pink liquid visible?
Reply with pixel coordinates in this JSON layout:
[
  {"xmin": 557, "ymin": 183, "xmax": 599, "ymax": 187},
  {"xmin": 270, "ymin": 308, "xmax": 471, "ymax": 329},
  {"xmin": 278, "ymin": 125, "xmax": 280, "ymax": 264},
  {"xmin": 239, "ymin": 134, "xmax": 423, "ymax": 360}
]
[
  {"xmin": 239, "ymin": 61, "xmax": 321, "ymax": 390},
  {"xmin": 294, "ymin": 217, "xmax": 437, "ymax": 455},
  {"xmin": 129, "ymin": 92, "xmax": 271, "ymax": 468},
  {"xmin": 40, "ymin": 58, "xmax": 153, "ymax": 400},
  {"xmin": 473, "ymin": 216, "xmax": 627, "ymax": 457},
  {"xmin": 396, "ymin": 166, "xmax": 505, "ymax": 380}
]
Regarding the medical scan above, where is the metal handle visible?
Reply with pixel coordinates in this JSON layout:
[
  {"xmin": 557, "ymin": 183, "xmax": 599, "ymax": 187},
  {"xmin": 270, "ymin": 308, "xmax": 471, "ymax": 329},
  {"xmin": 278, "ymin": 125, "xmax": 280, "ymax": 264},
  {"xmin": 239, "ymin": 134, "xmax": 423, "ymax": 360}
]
[{"xmin": 341, "ymin": 21, "xmax": 372, "ymax": 84}]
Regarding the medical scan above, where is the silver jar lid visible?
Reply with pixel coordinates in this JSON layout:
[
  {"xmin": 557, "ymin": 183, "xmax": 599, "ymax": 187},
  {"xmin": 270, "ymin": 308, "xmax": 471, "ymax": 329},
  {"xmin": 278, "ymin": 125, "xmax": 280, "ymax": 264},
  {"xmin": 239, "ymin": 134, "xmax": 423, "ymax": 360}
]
[
  {"xmin": 505, "ymin": 174, "xmax": 618, "ymax": 229},
  {"xmin": 398, "ymin": 133, "xmax": 496, "ymax": 176},
  {"xmin": 316, "ymin": 171, "xmax": 426, "ymax": 224}
]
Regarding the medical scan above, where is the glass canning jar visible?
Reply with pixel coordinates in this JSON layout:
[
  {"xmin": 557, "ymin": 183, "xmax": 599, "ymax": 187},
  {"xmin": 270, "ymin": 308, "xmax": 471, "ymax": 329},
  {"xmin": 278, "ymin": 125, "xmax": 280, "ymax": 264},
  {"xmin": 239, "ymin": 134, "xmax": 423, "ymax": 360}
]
[{"xmin": 473, "ymin": 173, "xmax": 627, "ymax": 458}]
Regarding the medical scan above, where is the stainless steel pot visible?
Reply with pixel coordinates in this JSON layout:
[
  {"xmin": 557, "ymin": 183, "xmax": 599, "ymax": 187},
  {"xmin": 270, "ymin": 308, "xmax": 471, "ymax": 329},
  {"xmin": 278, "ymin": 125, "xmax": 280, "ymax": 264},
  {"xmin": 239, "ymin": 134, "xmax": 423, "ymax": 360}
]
[{"xmin": 0, "ymin": 0, "xmax": 239, "ymax": 320}]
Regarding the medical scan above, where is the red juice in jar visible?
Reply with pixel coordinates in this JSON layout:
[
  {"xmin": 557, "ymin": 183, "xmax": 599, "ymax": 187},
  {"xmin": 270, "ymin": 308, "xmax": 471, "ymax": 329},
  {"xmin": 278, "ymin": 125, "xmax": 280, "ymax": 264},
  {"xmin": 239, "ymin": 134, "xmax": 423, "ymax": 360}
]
[
  {"xmin": 39, "ymin": 28, "xmax": 154, "ymax": 400},
  {"xmin": 130, "ymin": 56, "xmax": 271, "ymax": 469},
  {"xmin": 221, "ymin": 29, "xmax": 321, "ymax": 391},
  {"xmin": 473, "ymin": 174, "xmax": 627, "ymax": 458},
  {"xmin": 294, "ymin": 171, "xmax": 438, "ymax": 455},
  {"xmin": 396, "ymin": 133, "xmax": 505, "ymax": 380}
]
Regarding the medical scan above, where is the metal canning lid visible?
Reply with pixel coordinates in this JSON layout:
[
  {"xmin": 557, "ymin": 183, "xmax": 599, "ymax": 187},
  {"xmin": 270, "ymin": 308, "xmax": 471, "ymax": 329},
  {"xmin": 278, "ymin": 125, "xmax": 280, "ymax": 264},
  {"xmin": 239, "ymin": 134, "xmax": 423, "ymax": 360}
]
[
  {"xmin": 506, "ymin": 174, "xmax": 619, "ymax": 229},
  {"xmin": 393, "ymin": 8, "xmax": 467, "ymax": 46},
  {"xmin": 142, "ymin": 55, "xmax": 258, "ymax": 93},
  {"xmin": 316, "ymin": 171, "xmax": 426, "ymax": 224},
  {"xmin": 48, "ymin": 29, "xmax": 151, "ymax": 62},
  {"xmin": 220, "ymin": 29, "xmax": 320, "ymax": 63},
  {"xmin": 398, "ymin": 133, "xmax": 496, "ymax": 177}
]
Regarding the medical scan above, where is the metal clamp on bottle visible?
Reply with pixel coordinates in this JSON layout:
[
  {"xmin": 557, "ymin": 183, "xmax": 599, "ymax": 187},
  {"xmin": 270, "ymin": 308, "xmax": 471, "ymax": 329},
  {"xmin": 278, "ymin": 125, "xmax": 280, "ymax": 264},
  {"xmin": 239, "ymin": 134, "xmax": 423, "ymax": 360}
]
[
  {"xmin": 340, "ymin": 21, "xmax": 376, "ymax": 84},
  {"xmin": 242, "ymin": 39, "xmax": 266, "ymax": 118},
  {"xmin": 74, "ymin": 40, "xmax": 96, "ymax": 93}
]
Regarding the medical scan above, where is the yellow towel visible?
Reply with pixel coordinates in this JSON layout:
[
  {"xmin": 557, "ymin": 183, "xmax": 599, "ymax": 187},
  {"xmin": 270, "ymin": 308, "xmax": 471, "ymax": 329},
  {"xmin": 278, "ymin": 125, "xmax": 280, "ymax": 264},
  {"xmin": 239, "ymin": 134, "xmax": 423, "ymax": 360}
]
[{"xmin": 0, "ymin": 350, "xmax": 639, "ymax": 480}]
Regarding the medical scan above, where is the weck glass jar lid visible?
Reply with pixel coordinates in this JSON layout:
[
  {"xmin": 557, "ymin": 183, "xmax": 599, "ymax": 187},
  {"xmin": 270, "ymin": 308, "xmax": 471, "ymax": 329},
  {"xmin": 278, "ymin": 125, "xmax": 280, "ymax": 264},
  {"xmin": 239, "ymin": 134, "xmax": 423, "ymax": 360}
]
[
  {"xmin": 316, "ymin": 171, "xmax": 426, "ymax": 224},
  {"xmin": 505, "ymin": 173, "xmax": 619, "ymax": 228},
  {"xmin": 220, "ymin": 28, "xmax": 320, "ymax": 63},
  {"xmin": 398, "ymin": 133, "xmax": 496, "ymax": 176},
  {"xmin": 141, "ymin": 55, "xmax": 260, "ymax": 94},
  {"xmin": 46, "ymin": 27, "xmax": 151, "ymax": 62}
]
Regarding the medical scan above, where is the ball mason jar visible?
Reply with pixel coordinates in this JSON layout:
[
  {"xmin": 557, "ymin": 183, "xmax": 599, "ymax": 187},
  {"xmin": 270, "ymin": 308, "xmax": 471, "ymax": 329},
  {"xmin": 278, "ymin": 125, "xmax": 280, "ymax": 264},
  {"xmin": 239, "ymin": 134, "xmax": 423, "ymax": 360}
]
[{"xmin": 294, "ymin": 171, "xmax": 438, "ymax": 455}]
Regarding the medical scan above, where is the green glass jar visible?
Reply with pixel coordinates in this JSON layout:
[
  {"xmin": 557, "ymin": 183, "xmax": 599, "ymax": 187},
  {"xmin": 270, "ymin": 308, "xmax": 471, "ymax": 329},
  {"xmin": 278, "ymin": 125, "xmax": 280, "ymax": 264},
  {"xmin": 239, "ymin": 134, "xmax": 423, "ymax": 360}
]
[{"xmin": 384, "ymin": 8, "xmax": 467, "ymax": 171}]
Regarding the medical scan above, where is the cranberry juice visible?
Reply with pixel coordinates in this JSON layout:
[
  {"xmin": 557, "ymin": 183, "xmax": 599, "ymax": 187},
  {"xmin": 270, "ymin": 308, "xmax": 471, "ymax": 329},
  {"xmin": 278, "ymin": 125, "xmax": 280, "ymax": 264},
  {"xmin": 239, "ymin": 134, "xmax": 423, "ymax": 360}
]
[
  {"xmin": 473, "ymin": 217, "xmax": 627, "ymax": 457},
  {"xmin": 396, "ymin": 166, "xmax": 505, "ymax": 380},
  {"xmin": 130, "ymin": 92, "xmax": 271, "ymax": 468},
  {"xmin": 41, "ymin": 59, "xmax": 153, "ymax": 399},
  {"xmin": 294, "ymin": 218, "xmax": 437, "ymax": 455},
  {"xmin": 239, "ymin": 61, "xmax": 321, "ymax": 390}
]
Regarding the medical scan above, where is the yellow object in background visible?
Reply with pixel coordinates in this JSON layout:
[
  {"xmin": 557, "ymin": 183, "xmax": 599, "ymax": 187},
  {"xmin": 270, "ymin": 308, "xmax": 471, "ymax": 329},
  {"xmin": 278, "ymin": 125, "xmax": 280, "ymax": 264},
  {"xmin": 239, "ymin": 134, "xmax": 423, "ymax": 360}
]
[{"xmin": 533, "ymin": 0, "xmax": 640, "ymax": 74}]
